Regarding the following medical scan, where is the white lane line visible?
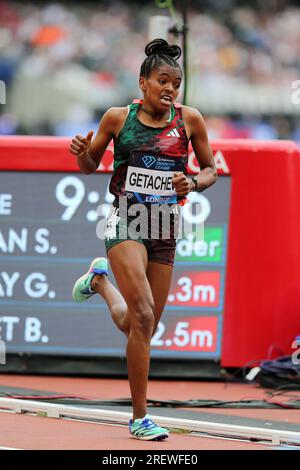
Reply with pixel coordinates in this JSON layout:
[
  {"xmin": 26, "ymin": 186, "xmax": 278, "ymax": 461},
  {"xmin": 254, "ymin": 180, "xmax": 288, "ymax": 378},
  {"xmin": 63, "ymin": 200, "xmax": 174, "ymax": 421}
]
[{"xmin": 0, "ymin": 446, "xmax": 23, "ymax": 450}]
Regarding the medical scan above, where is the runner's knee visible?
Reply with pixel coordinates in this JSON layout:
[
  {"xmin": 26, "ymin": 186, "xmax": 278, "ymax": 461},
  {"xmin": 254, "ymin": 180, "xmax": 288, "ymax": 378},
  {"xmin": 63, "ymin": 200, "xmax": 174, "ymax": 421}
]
[
  {"xmin": 131, "ymin": 308, "xmax": 154, "ymax": 337},
  {"xmin": 127, "ymin": 288, "xmax": 154, "ymax": 312},
  {"xmin": 127, "ymin": 292, "xmax": 155, "ymax": 336}
]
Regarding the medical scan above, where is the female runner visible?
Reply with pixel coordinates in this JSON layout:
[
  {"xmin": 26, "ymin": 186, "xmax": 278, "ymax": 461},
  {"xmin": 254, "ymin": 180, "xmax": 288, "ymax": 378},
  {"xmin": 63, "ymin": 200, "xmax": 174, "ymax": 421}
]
[{"xmin": 70, "ymin": 38, "xmax": 217, "ymax": 440}]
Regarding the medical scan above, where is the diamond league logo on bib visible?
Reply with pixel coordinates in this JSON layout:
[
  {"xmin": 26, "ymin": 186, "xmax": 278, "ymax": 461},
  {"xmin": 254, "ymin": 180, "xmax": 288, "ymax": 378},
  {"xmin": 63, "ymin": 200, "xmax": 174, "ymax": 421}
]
[{"xmin": 142, "ymin": 155, "xmax": 156, "ymax": 168}]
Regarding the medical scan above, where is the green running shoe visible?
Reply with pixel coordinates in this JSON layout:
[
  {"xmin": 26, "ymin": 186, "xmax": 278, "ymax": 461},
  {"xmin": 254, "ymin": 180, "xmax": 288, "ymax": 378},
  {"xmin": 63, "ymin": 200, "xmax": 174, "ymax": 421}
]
[
  {"xmin": 72, "ymin": 257, "xmax": 108, "ymax": 303},
  {"xmin": 129, "ymin": 414, "xmax": 169, "ymax": 441}
]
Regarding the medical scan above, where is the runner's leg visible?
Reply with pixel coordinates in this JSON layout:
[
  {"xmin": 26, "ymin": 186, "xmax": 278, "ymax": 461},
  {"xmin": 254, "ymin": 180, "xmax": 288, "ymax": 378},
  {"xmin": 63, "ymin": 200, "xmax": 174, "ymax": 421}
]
[
  {"xmin": 146, "ymin": 261, "xmax": 173, "ymax": 335},
  {"xmin": 92, "ymin": 258, "xmax": 173, "ymax": 337},
  {"xmin": 91, "ymin": 273, "xmax": 130, "ymax": 335},
  {"xmin": 107, "ymin": 240, "xmax": 155, "ymax": 421}
]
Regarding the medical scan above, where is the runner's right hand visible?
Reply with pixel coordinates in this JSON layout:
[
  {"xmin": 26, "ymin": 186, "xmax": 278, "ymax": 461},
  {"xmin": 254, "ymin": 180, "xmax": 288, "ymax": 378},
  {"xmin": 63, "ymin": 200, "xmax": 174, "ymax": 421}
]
[
  {"xmin": 69, "ymin": 131, "xmax": 94, "ymax": 157},
  {"xmin": 172, "ymin": 171, "xmax": 192, "ymax": 197}
]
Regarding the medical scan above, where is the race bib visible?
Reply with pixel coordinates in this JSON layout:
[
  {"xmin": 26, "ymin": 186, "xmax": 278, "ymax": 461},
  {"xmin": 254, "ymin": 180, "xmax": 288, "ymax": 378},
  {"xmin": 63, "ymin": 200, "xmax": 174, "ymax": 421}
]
[{"xmin": 125, "ymin": 152, "xmax": 186, "ymax": 204}]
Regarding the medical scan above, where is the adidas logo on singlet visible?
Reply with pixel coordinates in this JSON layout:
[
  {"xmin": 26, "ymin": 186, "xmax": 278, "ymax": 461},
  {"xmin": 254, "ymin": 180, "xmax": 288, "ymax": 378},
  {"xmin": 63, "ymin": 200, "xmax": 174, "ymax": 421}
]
[{"xmin": 167, "ymin": 128, "xmax": 180, "ymax": 137}]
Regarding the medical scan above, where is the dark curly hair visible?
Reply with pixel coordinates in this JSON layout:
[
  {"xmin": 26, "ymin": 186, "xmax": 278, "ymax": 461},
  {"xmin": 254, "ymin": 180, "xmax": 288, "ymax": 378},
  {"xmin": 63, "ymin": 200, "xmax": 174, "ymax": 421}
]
[{"xmin": 140, "ymin": 38, "xmax": 182, "ymax": 78}]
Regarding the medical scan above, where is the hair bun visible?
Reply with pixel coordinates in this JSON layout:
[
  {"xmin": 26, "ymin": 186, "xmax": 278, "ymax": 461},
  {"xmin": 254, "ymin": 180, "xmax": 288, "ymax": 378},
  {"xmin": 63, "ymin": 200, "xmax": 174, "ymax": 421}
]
[{"xmin": 145, "ymin": 38, "xmax": 181, "ymax": 60}]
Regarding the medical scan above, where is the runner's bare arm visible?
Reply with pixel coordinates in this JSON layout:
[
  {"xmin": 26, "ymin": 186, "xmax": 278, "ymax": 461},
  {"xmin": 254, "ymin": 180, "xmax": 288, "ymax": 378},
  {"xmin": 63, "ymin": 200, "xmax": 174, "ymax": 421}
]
[
  {"xmin": 69, "ymin": 107, "xmax": 127, "ymax": 174},
  {"xmin": 182, "ymin": 106, "xmax": 218, "ymax": 191}
]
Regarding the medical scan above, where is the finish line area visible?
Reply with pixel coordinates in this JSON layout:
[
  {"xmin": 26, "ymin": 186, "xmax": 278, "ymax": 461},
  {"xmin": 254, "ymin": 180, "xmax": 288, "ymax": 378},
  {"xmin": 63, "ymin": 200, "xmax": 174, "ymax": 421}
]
[{"xmin": 0, "ymin": 374, "xmax": 299, "ymax": 450}]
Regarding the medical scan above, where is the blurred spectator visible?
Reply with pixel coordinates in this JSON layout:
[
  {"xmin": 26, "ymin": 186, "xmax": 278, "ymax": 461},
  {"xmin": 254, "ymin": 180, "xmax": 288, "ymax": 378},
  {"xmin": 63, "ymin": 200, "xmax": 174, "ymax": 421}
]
[
  {"xmin": 248, "ymin": 117, "xmax": 279, "ymax": 140},
  {"xmin": 0, "ymin": 112, "xmax": 18, "ymax": 134},
  {"xmin": 0, "ymin": 0, "xmax": 298, "ymax": 145},
  {"xmin": 54, "ymin": 102, "xmax": 98, "ymax": 136}
]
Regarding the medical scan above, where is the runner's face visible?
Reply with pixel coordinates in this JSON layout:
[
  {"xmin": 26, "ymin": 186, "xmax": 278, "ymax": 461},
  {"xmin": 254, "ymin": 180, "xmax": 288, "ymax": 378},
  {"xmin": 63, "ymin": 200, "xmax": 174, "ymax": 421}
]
[{"xmin": 140, "ymin": 65, "xmax": 182, "ymax": 111}]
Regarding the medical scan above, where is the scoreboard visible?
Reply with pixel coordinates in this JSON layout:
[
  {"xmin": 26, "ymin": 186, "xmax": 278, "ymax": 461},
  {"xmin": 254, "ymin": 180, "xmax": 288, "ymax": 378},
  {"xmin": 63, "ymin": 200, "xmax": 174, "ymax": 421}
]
[{"xmin": 0, "ymin": 170, "xmax": 230, "ymax": 359}]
